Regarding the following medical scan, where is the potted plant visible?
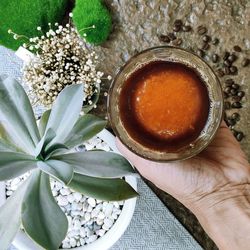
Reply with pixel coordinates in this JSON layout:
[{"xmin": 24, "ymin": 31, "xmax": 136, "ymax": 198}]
[{"xmin": 0, "ymin": 75, "xmax": 138, "ymax": 250}]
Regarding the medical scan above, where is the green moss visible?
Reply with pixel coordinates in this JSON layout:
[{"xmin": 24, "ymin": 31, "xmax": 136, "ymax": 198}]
[
  {"xmin": 72, "ymin": 0, "xmax": 112, "ymax": 45},
  {"xmin": 0, "ymin": 0, "xmax": 68, "ymax": 51}
]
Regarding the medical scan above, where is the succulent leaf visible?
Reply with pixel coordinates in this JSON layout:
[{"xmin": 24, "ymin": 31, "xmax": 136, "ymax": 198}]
[
  {"xmin": 63, "ymin": 114, "xmax": 107, "ymax": 149},
  {"xmin": 35, "ymin": 128, "xmax": 56, "ymax": 158},
  {"xmin": 68, "ymin": 173, "xmax": 138, "ymax": 201},
  {"xmin": 0, "ymin": 76, "xmax": 40, "ymax": 154},
  {"xmin": 0, "ymin": 178, "xmax": 30, "ymax": 250},
  {"xmin": 38, "ymin": 109, "xmax": 51, "ymax": 137},
  {"xmin": 0, "ymin": 152, "xmax": 36, "ymax": 181},
  {"xmin": 53, "ymin": 151, "xmax": 136, "ymax": 179},
  {"xmin": 21, "ymin": 170, "xmax": 68, "ymax": 250},
  {"xmin": 45, "ymin": 84, "xmax": 84, "ymax": 148},
  {"xmin": 37, "ymin": 160, "xmax": 73, "ymax": 185},
  {"xmin": 0, "ymin": 124, "xmax": 24, "ymax": 153}
]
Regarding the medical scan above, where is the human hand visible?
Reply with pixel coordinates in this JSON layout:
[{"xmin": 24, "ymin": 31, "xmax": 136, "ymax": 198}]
[{"xmin": 116, "ymin": 122, "xmax": 250, "ymax": 249}]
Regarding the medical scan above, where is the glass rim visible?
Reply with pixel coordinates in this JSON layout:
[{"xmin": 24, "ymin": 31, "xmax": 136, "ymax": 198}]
[{"xmin": 108, "ymin": 46, "xmax": 224, "ymax": 162}]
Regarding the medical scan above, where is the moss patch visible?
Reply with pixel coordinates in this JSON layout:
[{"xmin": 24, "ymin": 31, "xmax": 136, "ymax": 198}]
[
  {"xmin": 72, "ymin": 0, "xmax": 112, "ymax": 45},
  {"xmin": 0, "ymin": 0, "xmax": 68, "ymax": 51}
]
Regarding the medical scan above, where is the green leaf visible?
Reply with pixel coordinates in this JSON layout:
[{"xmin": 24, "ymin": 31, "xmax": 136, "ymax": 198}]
[
  {"xmin": 63, "ymin": 114, "xmax": 107, "ymax": 149},
  {"xmin": 35, "ymin": 128, "xmax": 56, "ymax": 158},
  {"xmin": 0, "ymin": 178, "xmax": 30, "ymax": 250},
  {"xmin": 0, "ymin": 139, "xmax": 19, "ymax": 152},
  {"xmin": 0, "ymin": 152, "xmax": 36, "ymax": 181},
  {"xmin": 0, "ymin": 124, "xmax": 23, "ymax": 153},
  {"xmin": 45, "ymin": 84, "xmax": 84, "ymax": 147},
  {"xmin": 53, "ymin": 151, "xmax": 136, "ymax": 178},
  {"xmin": 68, "ymin": 173, "xmax": 138, "ymax": 201},
  {"xmin": 44, "ymin": 143, "xmax": 68, "ymax": 160},
  {"xmin": 37, "ymin": 160, "xmax": 73, "ymax": 185},
  {"xmin": 0, "ymin": 76, "xmax": 40, "ymax": 154},
  {"xmin": 38, "ymin": 109, "xmax": 51, "ymax": 137},
  {"xmin": 22, "ymin": 170, "xmax": 68, "ymax": 250}
]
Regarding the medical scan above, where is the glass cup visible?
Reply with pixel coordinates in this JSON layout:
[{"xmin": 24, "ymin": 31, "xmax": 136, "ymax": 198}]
[{"xmin": 108, "ymin": 46, "xmax": 224, "ymax": 162}]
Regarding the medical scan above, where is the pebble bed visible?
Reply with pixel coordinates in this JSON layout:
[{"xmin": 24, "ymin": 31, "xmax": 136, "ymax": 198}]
[{"xmin": 5, "ymin": 136, "xmax": 124, "ymax": 249}]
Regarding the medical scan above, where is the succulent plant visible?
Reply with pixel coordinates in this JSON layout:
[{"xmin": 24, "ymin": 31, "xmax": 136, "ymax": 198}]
[{"xmin": 0, "ymin": 75, "xmax": 137, "ymax": 250}]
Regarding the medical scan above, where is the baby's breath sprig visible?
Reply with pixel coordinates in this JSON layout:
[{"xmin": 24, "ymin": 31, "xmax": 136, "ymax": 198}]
[{"xmin": 22, "ymin": 13, "xmax": 110, "ymax": 108}]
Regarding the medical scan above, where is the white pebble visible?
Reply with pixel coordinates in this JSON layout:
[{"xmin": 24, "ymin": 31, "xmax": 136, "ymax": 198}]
[
  {"xmin": 80, "ymin": 227, "xmax": 86, "ymax": 237},
  {"xmin": 85, "ymin": 212, "xmax": 91, "ymax": 221},
  {"xmin": 96, "ymin": 218, "xmax": 104, "ymax": 226},
  {"xmin": 87, "ymin": 197, "xmax": 96, "ymax": 207},
  {"xmin": 52, "ymin": 190, "xmax": 58, "ymax": 197},
  {"xmin": 70, "ymin": 238, "xmax": 77, "ymax": 248},
  {"xmin": 73, "ymin": 219, "xmax": 81, "ymax": 229},
  {"xmin": 87, "ymin": 205, "xmax": 93, "ymax": 212},
  {"xmin": 91, "ymin": 209, "xmax": 99, "ymax": 218},
  {"xmin": 104, "ymin": 203, "xmax": 113, "ymax": 216},
  {"xmin": 97, "ymin": 211, "xmax": 105, "ymax": 220},
  {"xmin": 11, "ymin": 178, "xmax": 21, "ymax": 186},
  {"xmin": 67, "ymin": 194, "xmax": 75, "ymax": 203},
  {"xmin": 73, "ymin": 192, "xmax": 82, "ymax": 202},
  {"xmin": 88, "ymin": 235, "xmax": 97, "ymax": 243},
  {"xmin": 62, "ymin": 242, "xmax": 71, "ymax": 248},
  {"xmin": 96, "ymin": 229, "xmax": 105, "ymax": 237},
  {"xmin": 57, "ymin": 195, "xmax": 69, "ymax": 206},
  {"xmin": 80, "ymin": 238, "xmax": 85, "ymax": 246},
  {"xmin": 104, "ymin": 218, "xmax": 113, "ymax": 229},
  {"xmin": 60, "ymin": 188, "xmax": 71, "ymax": 196},
  {"xmin": 6, "ymin": 191, "xmax": 13, "ymax": 196}
]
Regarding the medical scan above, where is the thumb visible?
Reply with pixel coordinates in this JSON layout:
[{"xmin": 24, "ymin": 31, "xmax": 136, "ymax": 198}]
[{"xmin": 115, "ymin": 138, "xmax": 160, "ymax": 180}]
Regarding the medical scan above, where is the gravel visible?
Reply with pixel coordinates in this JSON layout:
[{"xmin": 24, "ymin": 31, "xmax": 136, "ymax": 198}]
[{"xmin": 5, "ymin": 136, "xmax": 124, "ymax": 248}]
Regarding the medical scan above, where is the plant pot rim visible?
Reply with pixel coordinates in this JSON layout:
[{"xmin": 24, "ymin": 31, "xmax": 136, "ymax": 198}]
[{"xmin": 0, "ymin": 129, "xmax": 137, "ymax": 250}]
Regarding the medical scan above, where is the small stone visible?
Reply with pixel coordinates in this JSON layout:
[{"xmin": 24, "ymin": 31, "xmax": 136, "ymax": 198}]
[
  {"xmin": 88, "ymin": 235, "xmax": 97, "ymax": 243},
  {"xmin": 172, "ymin": 38, "xmax": 182, "ymax": 46},
  {"xmin": 168, "ymin": 32, "xmax": 176, "ymax": 41},
  {"xmin": 98, "ymin": 211, "xmax": 105, "ymax": 220},
  {"xmin": 229, "ymin": 66, "xmax": 238, "ymax": 74},
  {"xmin": 70, "ymin": 238, "xmax": 77, "ymax": 248},
  {"xmin": 217, "ymin": 69, "xmax": 224, "ymax": 77},
  {"xmin": 202, "ymin": 35, "xmax": 211, "ymax": 43},
  {"xmin": 212, "ymin": 38, "xmax": 219, "ymax": 45},
  {"xmin": 236, "ymin": 132, "xmax": 244, "ymax": 141},
  {"xmin": 80, "ymin": 227, "xmax": 86, "ymax": 237},
  {"xmin": 237, "ymin": 91, "xmax": 245, "ymax": 98},
  {"xmin": 231, "ymin": 102, "xmax": 242, "ymax": 108},
  {"xmin": 158, "ymin": 34, "xmax": 171, "ymax": 43},
  {"xmin": 104, "ymin": 203, "xmax": 114, "ymax": 216},
  {"xmin": 197, "ymin": 25, "xmax": 207, "ymax": 35},
  {"xmin": 80, "ymin": 238, "xmax": 85, "ymax": 246},
  {"xmin": 67, "ymin": 194, "xmax": 75, "ymax": 203},
  {"xmin": 242, "ymin": 58, "xmax": 250, "ymax": 67},
  {"xmin": 85, "ymin": 212, "xmax": 91, "ymax": 221},
  {"xmin": 211, "ymin": 54, "xmax": 219, "ymax": 63},
  {"xmin": 202, "ymin": 42, "xmax": 210, "ymax": 50},
  {"xmin": 87, "ymin": 197, "xmax": 96, "ymax": 207},
  {"xmin": 223, "ymin": 51, "xmax": 230, "ymax": 61},
  {"xmin": 96, "ymin": 229, "xmax": 105, "ymax": 237},
  {"xmin": 73, "ymin": 193, "xmax": 82, "ymax": 202},
  {"xmin": 57, "ymin": 195, "xmax": 69, "ymax": 206},
  {"xmin": 96, "ymin": 218, "xmax": 104, "ymax": 225},
  {"xmin": 52, "ymin": 190, "xmax": 58, "ymax": 197},
  {"xmin": 60, "ymin": 188, "xmax": 70, "ymax": 196},
  {"xmin": 6, "ymin": 190, "xmax": 13, "ymax": 196},
  {"xmin": 233, "ymin": 45, "xmax": 242, "ymax": 52},
  {"xmin": 62, "ymin": 242, "xmax": 71, "ymax": 248},
  {"xmin": 182, "ymin": 25, "xmax": 192, "ymax": 32},
  {"xmin": 104, "ymin": 218, "xmax": 114, "ymax": 229},
  {"xmin": 197, "ymin": 49, "xmax": 204, "ymax": 58},
  {"xmin": 73, "ymin": 219, "xmax": 81, "ymax": 229},
  {"xmin": 225, "ymin": 78, "xmax": 234, "ymax": 86},
  {"xmin": 174, "ymin": 19, "xmax": 183, "ymax": 27}
]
